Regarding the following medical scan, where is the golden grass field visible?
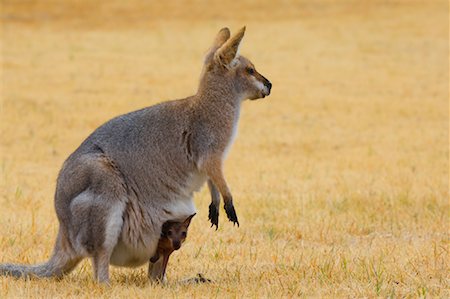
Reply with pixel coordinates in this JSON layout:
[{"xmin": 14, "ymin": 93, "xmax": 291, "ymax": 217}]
[{"xmin": 1, "ymin": 0, "xmax": 449, "ymax": 297}]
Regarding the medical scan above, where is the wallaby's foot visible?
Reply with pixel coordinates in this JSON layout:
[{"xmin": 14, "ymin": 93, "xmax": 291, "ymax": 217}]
[
  {"xmin": 93, "ymin": 250, "xmax": 111, "ymax": 285},
  {"xmin": 208, "ymin": 202, "xmax": 219, "ymax": 230},
  {"xmin": 98, "ymin": 278, "xmax": 111, "ymax": 286},
  {"xmin": 224, "ymin": 202, "xmax": 239, "ymax": 227}
]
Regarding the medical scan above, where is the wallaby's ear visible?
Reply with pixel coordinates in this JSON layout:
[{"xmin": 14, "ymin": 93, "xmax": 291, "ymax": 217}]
[
  {"xmin": 214, "ymin": 26, "xmax": 246, "ymax": 68},
  {"xmin": 213, "ymin": 27, "xmax": 231, "ymax": 49},
  {"xmin": 204, "ymin": 27, "xmax": 230, "ymax": 64},
  {"xmin": 183, "ymin": 213, "xmax": 196, "ymax": 228}
]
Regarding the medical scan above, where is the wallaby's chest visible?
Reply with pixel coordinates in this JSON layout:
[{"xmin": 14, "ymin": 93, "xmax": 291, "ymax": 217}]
[{"xmin": 223, "ymin": 108, "xmax": 241, "ymax": 158}]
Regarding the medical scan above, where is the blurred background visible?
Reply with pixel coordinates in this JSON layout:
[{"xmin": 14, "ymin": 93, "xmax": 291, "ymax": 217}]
[{"xmin": 1, "ymin": 0, "xmax": 448, "ymax": 297}]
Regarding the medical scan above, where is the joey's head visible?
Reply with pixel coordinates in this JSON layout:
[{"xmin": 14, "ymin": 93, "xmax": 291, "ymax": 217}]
[
  {"xmin": 200, "ymin": 27, "xmax": 272, "ymax": 101},
  {"xmin": 161, "ymin": 213, "xmax": 196, "ymax": 250}
]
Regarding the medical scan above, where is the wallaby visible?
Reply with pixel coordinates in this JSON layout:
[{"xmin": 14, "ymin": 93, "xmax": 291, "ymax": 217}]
[
  {"xmin": 0, "ymin": 26, "xmax": 272, "ymax": 283},
  {"xmin": 149, "ymin": 213, "xmax": 195, "ymax": 282}
]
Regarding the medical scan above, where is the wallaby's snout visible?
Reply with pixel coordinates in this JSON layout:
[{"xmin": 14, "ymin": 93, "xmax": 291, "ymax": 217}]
[
  {"xmin": 261, "ymin": 75, "xmax": 272, "ymax": 98},
  {"xmin": 249, "ymin": 69, "xmax": 272, "ymax": 100}
]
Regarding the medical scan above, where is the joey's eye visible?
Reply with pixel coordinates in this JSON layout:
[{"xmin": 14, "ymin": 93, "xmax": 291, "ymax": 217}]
[{"xmin": 247, "ymin": 68, "xmax": 255, "ymax": 75}]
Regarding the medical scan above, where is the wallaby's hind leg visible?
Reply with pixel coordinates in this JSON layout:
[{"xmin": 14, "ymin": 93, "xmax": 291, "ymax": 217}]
[
  {"xmin": 92, "ymin": 249, "xmax": 112, "ymax": 283},
  {"xmin": 66, "ymin": 153, "xmax": 128, "ymax": 283},
  {"xmin": 71, "ymin": 191, "xmax": 126, "ymax": 284},
  {"xmin": 90, "ymin": 200, "xmax": 125, "ymax": 284},
  {"xmin": 207, "ymin": 179, "xmax": 220, "ymax": 229}
]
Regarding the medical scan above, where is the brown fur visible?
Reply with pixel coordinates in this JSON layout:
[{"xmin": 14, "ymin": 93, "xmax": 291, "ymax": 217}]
[{"xmin": 149, "ymin": 214, "xmax": 195, "ymax": 282}]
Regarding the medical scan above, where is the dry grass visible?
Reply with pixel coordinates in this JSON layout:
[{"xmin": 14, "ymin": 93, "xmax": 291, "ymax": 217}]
[{"xmin": 1, "ymin": 0, "xmax": 449, "ymax": 297}]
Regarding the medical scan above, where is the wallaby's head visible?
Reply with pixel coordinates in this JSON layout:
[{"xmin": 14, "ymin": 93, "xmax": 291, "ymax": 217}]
[
  {"xmin": 200, "ymin": 27, "xmax": 272, "ymax": 101},
  {"xmin": 161, "ymin": 213, "xmax": 196, "ymax": 250}
]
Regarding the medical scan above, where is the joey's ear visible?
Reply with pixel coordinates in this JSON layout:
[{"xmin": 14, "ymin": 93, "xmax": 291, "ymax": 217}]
[
  {"xmin": 183, "ymin": 213, "xmax": 196, "ymax": 228},
  {"xmin": 214, "ymin": 26, "xmax": 246, "ymax": 67},
  {"xmin": 204, "ymin": 27, "xmax": 230, "ymax": 64}
]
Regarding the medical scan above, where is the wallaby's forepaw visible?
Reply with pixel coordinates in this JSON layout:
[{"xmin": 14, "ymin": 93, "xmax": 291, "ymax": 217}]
[
  {"xmin": 224, "ymin": 202, "xmax": 239, "ymax": 227},
  {"xmin": 208, "ymin": 203, "xmax": 219, "ymax": 230}
]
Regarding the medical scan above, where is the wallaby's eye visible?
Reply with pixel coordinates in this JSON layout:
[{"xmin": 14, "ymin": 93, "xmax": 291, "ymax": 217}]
[
  {"xmin": 181, "ymin": 232, "xmax": 187, "ymax": 238},
  {"xmin": 247, "ymin": 68, "xmax": 255, "ymax": 75},
  {"xmin": 167, "ymin": 230, "xmax": 172, "ymax": 236}
]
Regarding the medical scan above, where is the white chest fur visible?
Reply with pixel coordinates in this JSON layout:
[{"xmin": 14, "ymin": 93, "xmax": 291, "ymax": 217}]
[{"xmin": 223, "ymin": 108, "xmax": 240, "ymax": 159}]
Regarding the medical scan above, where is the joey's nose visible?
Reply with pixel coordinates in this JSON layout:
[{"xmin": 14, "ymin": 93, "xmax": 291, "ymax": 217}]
[{"xmin": 173, "ymin": 241, "xmax": 181, "ymax": 250}]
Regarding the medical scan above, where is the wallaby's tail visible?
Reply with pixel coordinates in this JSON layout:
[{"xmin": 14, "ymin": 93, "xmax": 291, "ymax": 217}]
[{"xmin": 0, "ymin": 230, "xmax": 80, "ymax": 279}]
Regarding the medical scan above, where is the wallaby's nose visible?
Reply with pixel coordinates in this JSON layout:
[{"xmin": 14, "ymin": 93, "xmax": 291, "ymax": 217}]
[
  {"xmin": 265, "ymin": 80, "xmax": 272, "ymax": 95},
  {"xmin": 266, "ymin": 81, "xmax": 272, "ymax": 92},
  {"xmin": 261, "ymin": 75, "xmax": 272, "ymax": 95}
]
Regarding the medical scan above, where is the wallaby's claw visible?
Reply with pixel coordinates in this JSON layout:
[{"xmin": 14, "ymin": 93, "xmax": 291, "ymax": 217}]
[
  {"xmin": 224, "ymin": 202, "xmax": 239, "ymax": 227},
  {"xmin": 208, "ymin": 203, "xmax": 219, "ymax": 230}
]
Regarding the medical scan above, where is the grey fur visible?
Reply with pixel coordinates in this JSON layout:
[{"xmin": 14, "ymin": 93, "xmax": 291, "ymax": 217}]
[{"xmin": 0, "ymin": 27, "xmax": 271, "ymax": 283}]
